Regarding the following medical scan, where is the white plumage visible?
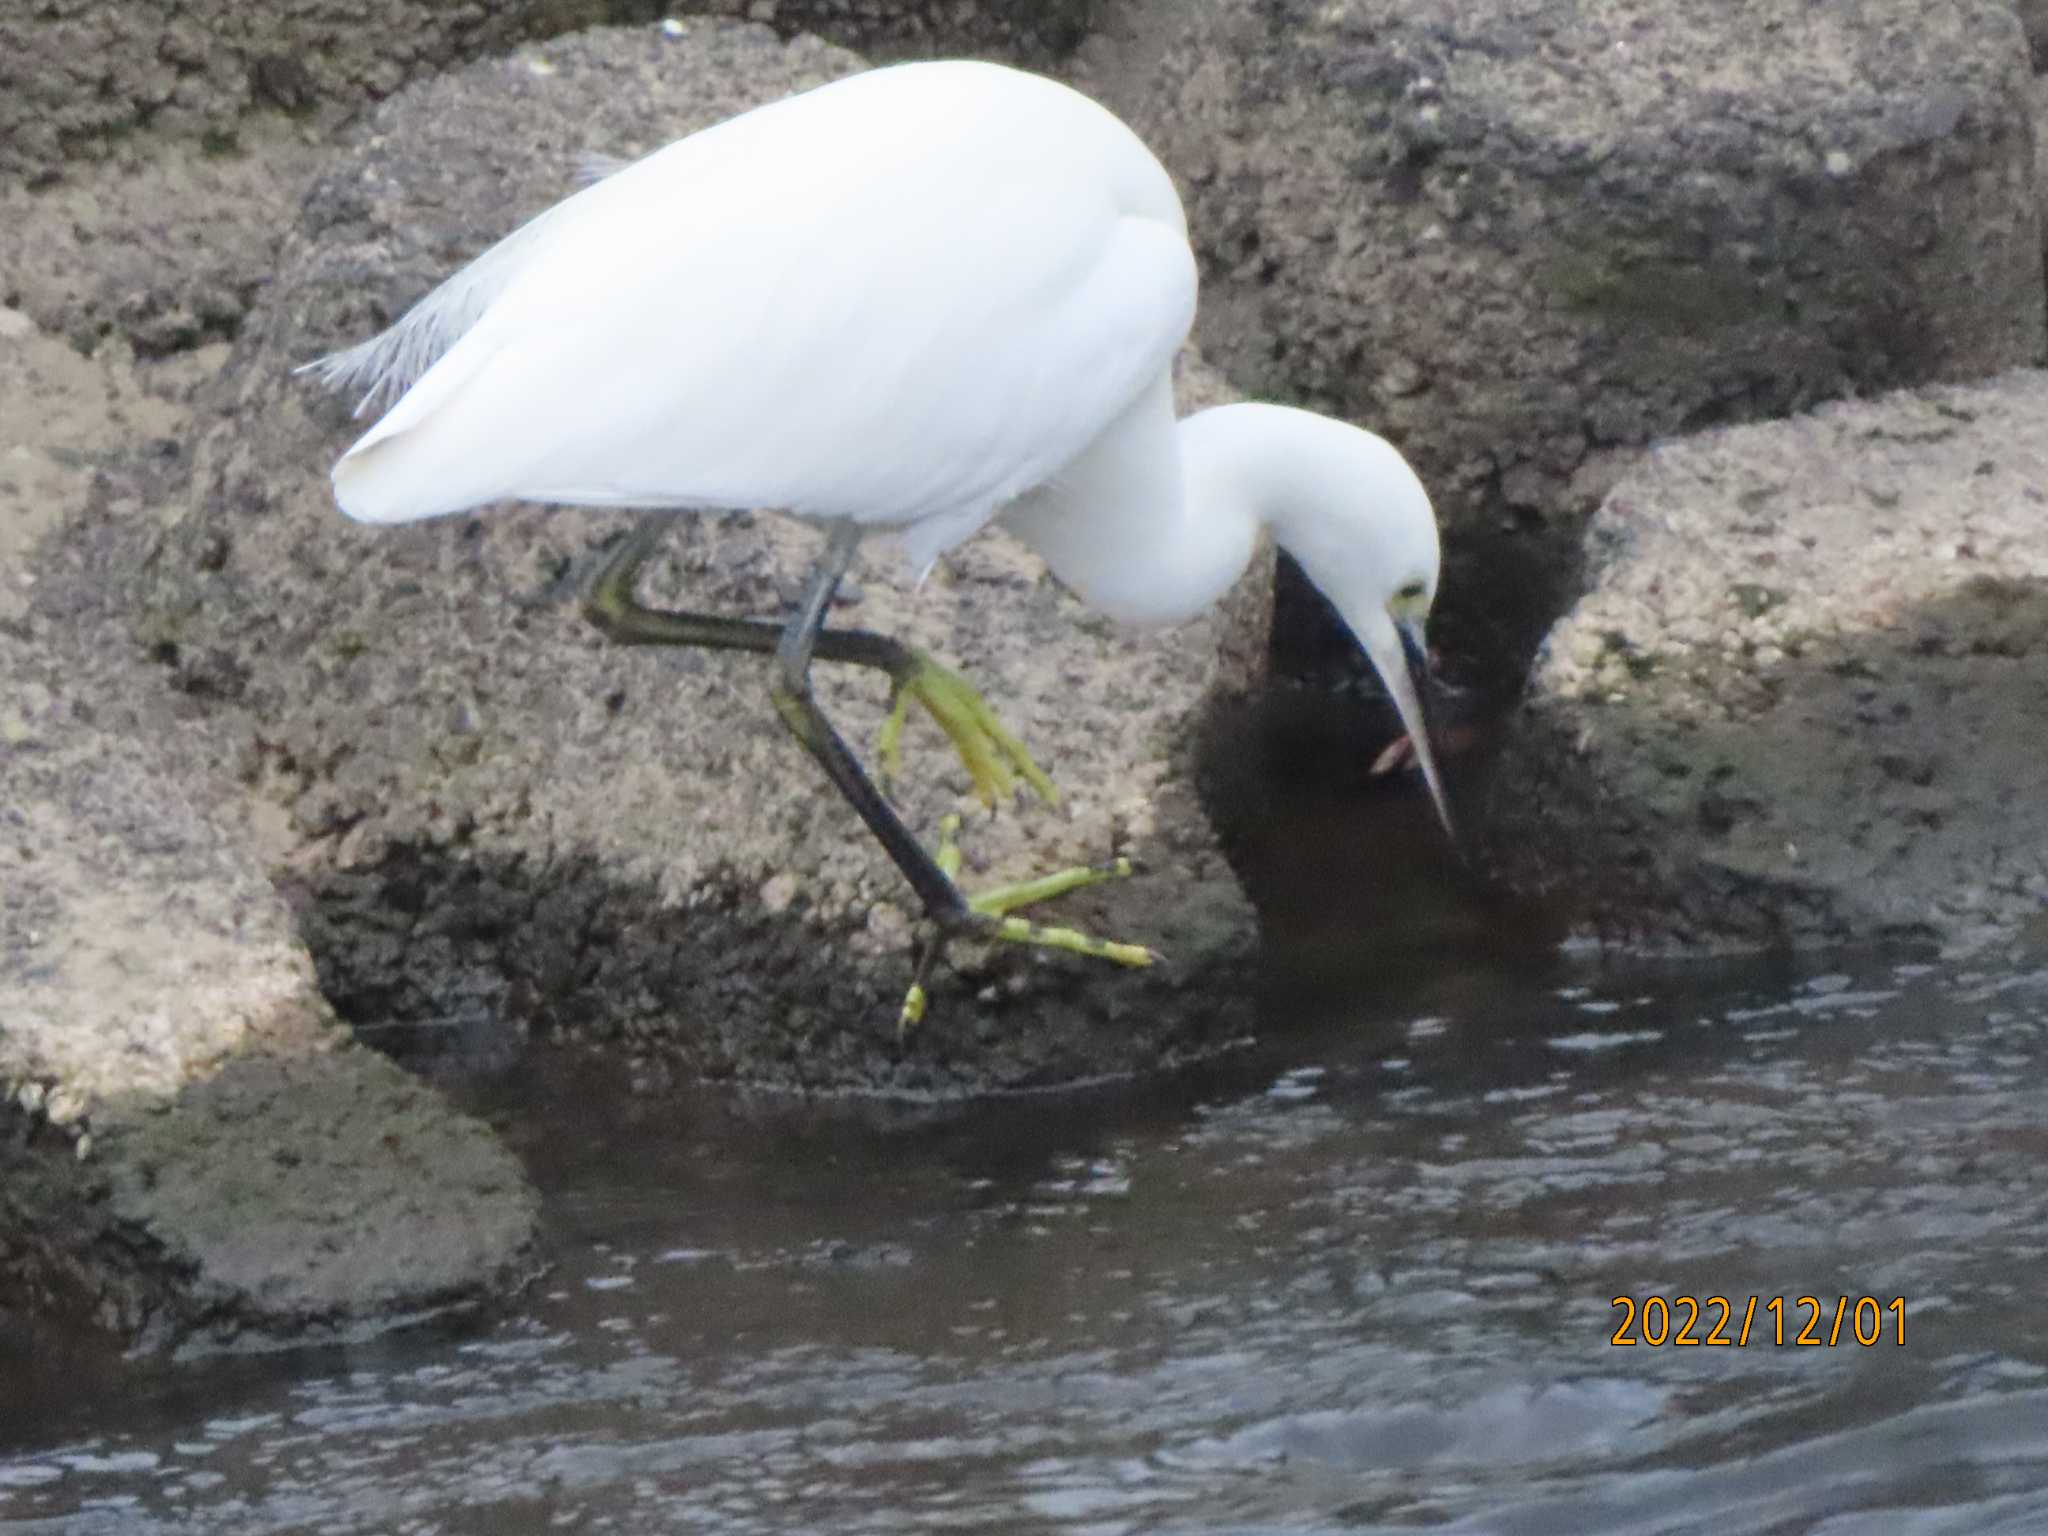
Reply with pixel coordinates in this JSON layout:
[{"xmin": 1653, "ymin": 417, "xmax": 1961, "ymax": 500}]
[
  {"xmin": 311, "ymin": 56, "xmax": 1455, "ymax": 845},
  {"xmin": 315, "ymin": 61, "xmax": 1194, "ymax": 575}
]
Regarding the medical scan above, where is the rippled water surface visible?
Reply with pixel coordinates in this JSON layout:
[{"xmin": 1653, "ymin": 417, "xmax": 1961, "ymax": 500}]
[{"xmin": 5, "ymin": 945, "xmax": 2048, "ymax": 1534}]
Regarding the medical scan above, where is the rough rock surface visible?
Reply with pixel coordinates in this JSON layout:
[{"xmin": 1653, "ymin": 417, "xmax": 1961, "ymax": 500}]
[
  {"xmin": 1127, "ymin": 0, "xmax": 2045, "ymax": 669},
  {"xmin": 2019, "ymin": 0, "xmax": 2048, "ymax": 68},
  {"xmin": 0, "ymin": 310, "xmax": 190, "ymax": 623},
  {"xmin": 0, "ymin": 125, "xmax": 323, "ymax": 359},
  {"xmin": 5, "ymin": 232, "xmax": 538, "ymax": 1341},
  {"xmin": 1485, "ymin": 370, "xmax": 2048, "ymax": 955},
  {"xmin": 687, "ymin": 0, "xmax": 1093, "ymax": 70},
  {"xmin": 110, "ymin": 23, "xmax": 1267, "ymax": 1096},
  {"xmin": 0, "ymin": 0, "xmax": 1091, "ymax": 189},
  {"xmin": 0, "ymin": 0, "xmax": 512, "ymax": 187},
  {"xmin": 2035, "ymin": 75, "xmax": 2048, "ymax": 261},
  {"xmin": 0, "ymin": 613, "xmax": 538, "ymax": 1347}
]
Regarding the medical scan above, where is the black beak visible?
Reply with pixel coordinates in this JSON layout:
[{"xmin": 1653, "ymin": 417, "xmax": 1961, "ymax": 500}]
[{"xmin": 1395, "ymin": 616, "xmax": 1454, "ymax": 842}]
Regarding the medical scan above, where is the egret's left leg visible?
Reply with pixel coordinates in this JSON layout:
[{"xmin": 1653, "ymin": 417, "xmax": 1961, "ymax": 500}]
[{"xmin": 584, "ymin": 514, "xmax": 1054, "ymax": 807}]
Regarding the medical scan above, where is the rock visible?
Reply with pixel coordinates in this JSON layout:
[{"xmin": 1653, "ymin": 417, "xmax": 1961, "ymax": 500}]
[
  {"xmin": 0, "ymin": 623, "xmax": 539, "ymax": 1346},
  {"xmin": 0, "ymin": 0, "xmax": 518, "ymax": 187},
  {"xmin": 2017, "ymin": 0, "xmax": 2048, "ymax": 67},
  {"xmin": 1484, "ymin": 369, "xmax": 2048, "ymax": 955},
  {"xmin": 2, "ymin": 257, "xmax": 536, "ymax": 1348},
  {"xmin": 1126, "ymin": 0, "xmax": 2045, "ymax": 666},
  {"xmin": 2035, "ymin": 75, "xmax": 2048, "ymax": 263},
  {"xmin": 110, "ymin": 23, "xmax": 1266, "ymax": 1095},
  {"xmin": 680, "ymin": 0, "xmax": 1095, "ymax": 68},
  {"xmin": 0, "ymin": 310, "xmax": 188, "ymax": 623},
  {"xmin": 0, "ymin": 0, "xmax": 1093, "ymax": 189},
  {"xmin": 0, "ymin": 126, "xmax": 324, "ymax": 357}
]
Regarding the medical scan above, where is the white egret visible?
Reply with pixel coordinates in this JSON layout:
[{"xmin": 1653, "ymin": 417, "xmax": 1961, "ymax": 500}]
[{"xmin": 307, "ymin": 58, "xmax": 1452, "ymax": 1005}]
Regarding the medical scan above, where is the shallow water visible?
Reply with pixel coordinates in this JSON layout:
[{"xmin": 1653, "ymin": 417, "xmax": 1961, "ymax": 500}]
[{"xmin": 5, "ymin": 938, "xmax": 2048, "ymax": 1534}]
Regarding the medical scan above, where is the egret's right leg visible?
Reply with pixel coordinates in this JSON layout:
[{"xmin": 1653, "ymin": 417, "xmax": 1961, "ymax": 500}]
[
  {"xmin": 583, "ymin": 514, "xmax": 1054, "ymax": 807},
  {"xmin": 895, "ymin": 814, "xmax": 1148, "ymax": 1030},
  {"xmin": 764, "ymin": 525, "xmax": 1156, "ymax": 1025}
]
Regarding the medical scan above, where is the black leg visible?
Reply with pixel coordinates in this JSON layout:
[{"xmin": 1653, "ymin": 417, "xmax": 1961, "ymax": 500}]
[
  {"xmin": 579, "ymin": 514, "xmax": 1153, "ymax": 997},
  {"xmin": 765, "ymin": 521, "xmax": 969, "ymax": 921},
  {"xmin": 583, "ymin": 512, "xmax": 918, "ymax": 683},
  {"xmin": 585, "ymin": 512, "xmax": 1058, "ymax": 808}
]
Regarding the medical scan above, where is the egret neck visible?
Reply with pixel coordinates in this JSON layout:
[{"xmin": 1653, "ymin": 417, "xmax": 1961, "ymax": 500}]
[
  {"xmin": 998, "ymin": 375, "xmax": 1258, "ymax": 626},
  {"xmin": 998, "ymin": 375, "xmax": 1453, "ymax": 835}
]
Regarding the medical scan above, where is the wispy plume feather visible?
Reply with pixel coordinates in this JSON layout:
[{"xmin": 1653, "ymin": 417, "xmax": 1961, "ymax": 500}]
[
  {"xmin": 295, "ymin": 213, "xmax": 555, "ymax": 416},
  {"xmin": 297, "ymin": 150, "xmax": 624, "ymax": 416},
  {"xmin": 572, "ymin": 151, "xmax": 631, "ymax": 187}
]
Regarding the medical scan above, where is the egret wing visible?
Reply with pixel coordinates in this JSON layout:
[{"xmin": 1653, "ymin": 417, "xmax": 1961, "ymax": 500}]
[{"xmin": 328, "ymin": 63, "xmax": 1196, "ymax": 544}]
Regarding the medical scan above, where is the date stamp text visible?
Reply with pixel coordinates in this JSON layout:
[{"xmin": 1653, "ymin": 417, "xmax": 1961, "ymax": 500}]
[{"xmin": 1611, "ymin": 1295, "xmax": 1904, "ymax": 1347}]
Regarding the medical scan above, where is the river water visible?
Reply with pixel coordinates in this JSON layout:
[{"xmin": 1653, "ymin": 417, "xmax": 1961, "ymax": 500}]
[{"xmin": 4, "ymin": 930, "xmax": 2047, "ymax": 1533}]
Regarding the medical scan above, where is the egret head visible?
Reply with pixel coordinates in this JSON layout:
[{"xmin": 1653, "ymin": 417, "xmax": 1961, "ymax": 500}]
[{"xmin": 1265, "ymin": 417, "xmax": 1454, "ymax": 841}]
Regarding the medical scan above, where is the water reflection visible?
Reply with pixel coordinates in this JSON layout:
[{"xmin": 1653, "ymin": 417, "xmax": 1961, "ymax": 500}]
[{"xmin": 4, "ymin": 955, "xmax": 2047, "ymax": 1533}]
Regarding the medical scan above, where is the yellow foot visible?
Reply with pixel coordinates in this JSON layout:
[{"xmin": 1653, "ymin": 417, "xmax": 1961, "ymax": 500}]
[
  {"xmin": 875, "ymin": 649, "xmax": 1057, "ymax": 809},
  {"xmin": 898, "ymin": 815, "xmax": 1156, "ymax": 1034}
]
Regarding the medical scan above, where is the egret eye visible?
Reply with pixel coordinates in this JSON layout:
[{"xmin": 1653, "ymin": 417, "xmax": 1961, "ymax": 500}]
[{"xmin": 1396, "ymin": 579, "xmax": 1428, "ymax": 603}]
